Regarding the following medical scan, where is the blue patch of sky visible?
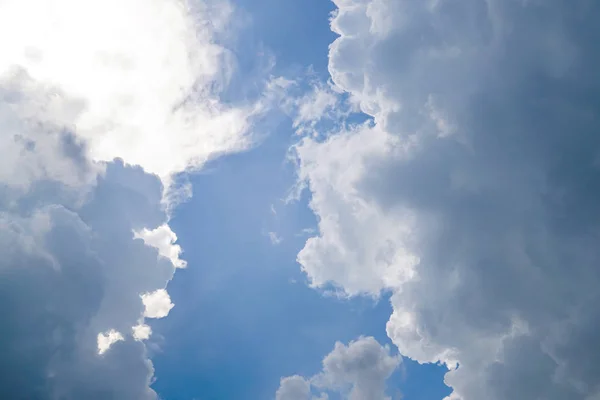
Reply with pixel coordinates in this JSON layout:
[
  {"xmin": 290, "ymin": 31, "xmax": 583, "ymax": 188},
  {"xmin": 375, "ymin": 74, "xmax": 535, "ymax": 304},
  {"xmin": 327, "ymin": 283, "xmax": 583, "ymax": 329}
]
[
  {"xmin": 151, "ymin": 131, "xmax": 395, "ymax": 399},
  {"xmin": 151, "ymin": 1, "xmax": 451, "ymax": 399},
  {"xmin": 234, "ymin": 0, "xmax": 336, "ymax": 76}
]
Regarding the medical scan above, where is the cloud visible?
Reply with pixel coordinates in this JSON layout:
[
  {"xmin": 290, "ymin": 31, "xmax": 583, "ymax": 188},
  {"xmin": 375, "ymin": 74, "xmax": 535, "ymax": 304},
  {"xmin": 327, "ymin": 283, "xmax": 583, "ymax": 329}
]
[
  {"xmin": 295, "ymin": 122, "xmax": 418, "ymax": 296},
  {"xmin": 295, "ymin": 85, "xmax": 339, "ymax": 126},
  {"xmin": 98, "ymin": 330, "xmax": 126, "ymax": 355},
  {"xmin": 135, "ymin": 224, "xmax": 187, "ymax": 269},
  {"xmin": 291, "ymin": 81, "xmax": 344, "ymax": 137},
  {"xmin": 132, "ymin": 324, "xmax": 153, "ymax": 341},
  {"xmin": 141, "ymin": 289, "xmax": 175, "ymax": 319},
  {"xmin": 0, "ymin": 160, "xmax": 172, "ymax": 399},
  {"xmin": 295, "ymin": 0, "xmax": 600, "ymax": 399},
  {"xmin": 0, "ymin": 0, "xmax": 278, "ymax": 398},
  {"xmin": 0, "ymin": 68, "xmax": 99, "ymax": 192},
  {"xmin": 277, "ymin": 337, "xmax": 400, "ymax": 400},
  {"xmin": 0, "ymin": 0, "xmax": 274, "ymax": 191},
  {"xmin": 276, "ymin": 376, "xmax": 312, "ymax": 400}
]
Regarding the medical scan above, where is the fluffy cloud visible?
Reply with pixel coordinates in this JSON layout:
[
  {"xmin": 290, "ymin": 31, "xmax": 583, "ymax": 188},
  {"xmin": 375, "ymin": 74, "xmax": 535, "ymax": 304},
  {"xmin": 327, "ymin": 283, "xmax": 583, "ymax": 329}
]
[
  {"xmin": 135, "ymin": 224, "xmax": 187, "ymax": 269},
  {"xmin": 0, "ymin": 0, "xmax": 272, "ymax": 398},
  {"xmin": 276, "ymin": 376, "xmax": 312, "ymax": 400},
  {"xmin": 295, "ymin": 0, "xmax": 600, "ymax": 399},
  {"xmin": 0, "ymin": 0, "xmax": 266, "ymax": 185},
  {"xmin": 277, "ymin": 337, "xmax": 400, "ymax": 400},
  {"xmin": 132, "ymin": 324, "xmax": 153, "ymax": 341},
  {"xmin": 98, "ymin": 330, "xmax": 126, "ymax": 355},
  {"xmin": 0, "ymin": 161, "xmax": 172, "ymax": 399},
  {"xmin": 141, "ymin": 289, "xmax": 175, "ymax": 319}
]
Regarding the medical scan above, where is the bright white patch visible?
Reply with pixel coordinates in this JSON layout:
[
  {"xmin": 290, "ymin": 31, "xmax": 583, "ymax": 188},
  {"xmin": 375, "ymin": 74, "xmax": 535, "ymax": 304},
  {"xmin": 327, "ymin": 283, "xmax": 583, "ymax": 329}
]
[
  {"xmin": 97, "ymin": 329, "xmax": 124, "ymax": 355},
  {"xmin": 134, "ymin": 224, "xmax": 186, "ymax": 269},
  {"xmin": 132, "ymin": 324, "xmax": 152, "ymax": 341},
  {"xmin": 141, "ymin": 289, "xmax": 174, "ymax": 319},
  {"xmin": 0, "ymin": 0, "xmax": 262, "ymax": 187}
]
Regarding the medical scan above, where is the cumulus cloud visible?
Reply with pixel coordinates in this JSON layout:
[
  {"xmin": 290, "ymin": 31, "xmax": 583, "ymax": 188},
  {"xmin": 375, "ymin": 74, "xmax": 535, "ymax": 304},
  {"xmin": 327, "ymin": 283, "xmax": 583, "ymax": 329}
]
[
  {"xmin": 141, "ymin": 289, "xmax": 175, "ymax": 319},
  {"xmin": 277, "ymin": 337, "xmax": 400, "ymax": 400},
  {"xmin": 0, "ymin": 0, "xmax": 276, "ymax": 398},
  {"xmin": 295, "ymin": 0, "xmax": 600, "ymax": 399},
  {"xmin": 98, "ymin": 330, "xmax": 126, "ymax": 355},
  {"xmin": 135, "ymin": 224, "xmax": 187, "ymax": 269},
  {"xmin": 0, "ymin": 161, "xmax": 172, "ymax": 399},
  {"xmin": 132, "ymin": 324, "xmax": 153, "ymax": 341},
  {"xmin": 276, "ymin": 375, "xmax": 312, "ymax": 400}
]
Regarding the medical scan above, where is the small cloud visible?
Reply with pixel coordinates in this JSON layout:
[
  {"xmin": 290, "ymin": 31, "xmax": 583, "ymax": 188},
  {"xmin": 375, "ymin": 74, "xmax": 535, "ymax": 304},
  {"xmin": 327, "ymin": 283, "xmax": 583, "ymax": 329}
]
[
  {"xmin": 268, "ymin": 231, "xmax": 283, "ymax": 245},
  {"xmin": 134, "ymin": 224, "xmax": 187, "ymax": 269},
  {"xmin": 141, "ymin": 289, "xmax": 174, "ymax": 319},
  {"xmin": 97, "ymin": 329, "xmax": 124, "ymax": 355},
  {"xmin": 132, "ymin": 324, "xmax": 152, "ymax": 341}
]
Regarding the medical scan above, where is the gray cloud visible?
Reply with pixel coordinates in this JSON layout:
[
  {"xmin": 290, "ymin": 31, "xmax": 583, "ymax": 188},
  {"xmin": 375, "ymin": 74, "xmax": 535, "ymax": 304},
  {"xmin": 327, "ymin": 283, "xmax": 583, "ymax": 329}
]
[
  {"xmin": 295, "ymin": 0, "xmax": 600, "ymax": 399},
  {"xmin": 277, "ymin": 375, "xmax": 312, "ymax": 400},
  {"xmin": 0, "ymin": 70, "xmax": 175, "ymax": 397},
  {"xmin": 0, "ymin": 0, "xmax": 278, "ymax": 397},
  {"xmin": 277, "ymin": 337, "xmax": 400, "ymax": 400},
  {"xmin": 0, "ymin": 157, "xmax": 174, "ymax": 399}
]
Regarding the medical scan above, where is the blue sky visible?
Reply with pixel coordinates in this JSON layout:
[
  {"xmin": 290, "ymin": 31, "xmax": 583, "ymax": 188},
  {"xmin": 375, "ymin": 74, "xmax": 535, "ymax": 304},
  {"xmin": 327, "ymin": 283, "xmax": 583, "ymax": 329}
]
[
  {"xmin": 149, "ymin": 3, "xmax": 450, "ymax": 398},
  {"xmin": 2, "ymin": 1, "xmax": 600, "ymax": 400},
  {"xmin": 151, "ymin": 121, "xmax": 449, "ymax": 399}
]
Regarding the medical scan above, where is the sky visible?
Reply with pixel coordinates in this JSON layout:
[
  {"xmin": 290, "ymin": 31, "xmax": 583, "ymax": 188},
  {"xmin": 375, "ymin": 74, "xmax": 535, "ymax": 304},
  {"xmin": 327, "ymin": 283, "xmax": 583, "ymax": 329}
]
[{"xmin": 1, "ymin": 1, "xmax": 600, "ymax": 400}]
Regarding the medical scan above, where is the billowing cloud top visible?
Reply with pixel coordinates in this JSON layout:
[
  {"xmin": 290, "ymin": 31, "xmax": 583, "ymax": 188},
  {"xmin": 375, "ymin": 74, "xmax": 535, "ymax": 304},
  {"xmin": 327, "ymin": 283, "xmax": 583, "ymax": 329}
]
[{"xmin": 294, "ymin": 0, "xmax": 600, "ymax": 399}]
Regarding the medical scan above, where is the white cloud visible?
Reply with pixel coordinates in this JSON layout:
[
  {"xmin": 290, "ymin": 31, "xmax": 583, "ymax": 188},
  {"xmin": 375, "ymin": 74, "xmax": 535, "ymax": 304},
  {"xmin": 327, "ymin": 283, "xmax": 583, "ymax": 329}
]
[
  {"xmin": 141, "ymin": 289, "xmax": 174, "ymax": 319},
  {"xmin": 98, "ymin": 329, "xmax": 125, "ymax": 355},
  {"xmin": 277, "ymin": 337, "xmax": 400, "ymax": 400},
  {"xmin": 276, "ymin": 375, "xmax": 312, "ymax": 400},
  {"xmin": 295, "ymin": 0, "xmax": 600, "ymax": 399},
  {"xmin": 134, "ymin": 224, "xmax": 187, "ymax": 269},
  {"xmin": 132, "ymin": 324, "xmax": 153, "ymax": 341},
  {"xmin": 0, "ymin": 0, "xmax": 272, "ymax": 192}
]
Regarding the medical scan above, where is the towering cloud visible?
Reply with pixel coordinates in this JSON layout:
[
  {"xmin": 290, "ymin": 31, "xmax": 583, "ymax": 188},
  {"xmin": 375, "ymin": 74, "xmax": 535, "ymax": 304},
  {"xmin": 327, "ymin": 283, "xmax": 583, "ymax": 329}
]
[
  {"xmin": 0, "ymin": 0, "xmax": 268, "ymax": 397},
  {"xmin": 295, "ymin": 0, "xmax": 600, "ymax": 398},
  {"xmin": 0, "ymin": 161, "xmax": 172, "ymax": 398}
]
